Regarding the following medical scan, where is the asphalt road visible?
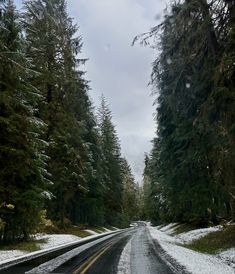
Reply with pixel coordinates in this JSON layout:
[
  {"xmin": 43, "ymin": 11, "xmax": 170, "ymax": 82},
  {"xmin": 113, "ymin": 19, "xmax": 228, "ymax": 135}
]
[
  {"xmin": 0, "ymin": 225, "xmax": 178, "ymax": 274},
  {"xmin": 54, "ymin": 231, "xmax": 133, "ymax": 274},
  {"xmin": 54, "ymin": 225, "xmax": 175, "ymax": 274}
]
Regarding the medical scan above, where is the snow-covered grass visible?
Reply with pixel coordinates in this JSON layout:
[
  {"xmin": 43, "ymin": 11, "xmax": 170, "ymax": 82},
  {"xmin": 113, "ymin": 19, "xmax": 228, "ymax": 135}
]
[
  {"xmin": 218, "ymin": 248, "xmax": 235, "ymax": 268},
  {"xmin": 185, "ymin": 224, "xmax": 235, "ymax": 254},
  {"xmin": 84, "ymin": 229, "xmax": 99, "ymax": 235},
  {"xmin": 148, "ymin": 223, "xmax": 235, "ymax": 274},
  {"xmin": 102, "ymin": 227, "xmax": 113, "ymax": 232},
  {"xmin": 0, "ymin": 250, "xmax": 26, "ymax": 263},
  {"xmin": 0, "ymin": 227, "xmax": 114, "ymax": 264},
  {"xmin": 176, "ymin": 226, "xmax": 222, "ymax": 244},
  {"xmin": 0, "ymin": 234, "xmax": 81, "ymax": 263},
  {"xmin": 35, "ymin": 233, "xmax": 81, "ymax": 249},
  {"xmin": 158, "ymin": 223, "xmax": 179, "ymax": 233}
]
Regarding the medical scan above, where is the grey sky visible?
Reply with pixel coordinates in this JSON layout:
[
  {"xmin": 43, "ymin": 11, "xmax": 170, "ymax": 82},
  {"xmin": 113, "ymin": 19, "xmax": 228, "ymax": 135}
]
[{"xmin": 15, "ymin": 0, "xmax": 167, "ymax": 182}]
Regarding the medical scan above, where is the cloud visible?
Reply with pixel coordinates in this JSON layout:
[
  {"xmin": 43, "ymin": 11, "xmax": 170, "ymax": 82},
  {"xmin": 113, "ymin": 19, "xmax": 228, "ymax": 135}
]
[
  {"xmin": 15, "ymin": 0, "xmax": 166, "ymax": 182},
  {"xmin": 68, "ymin": 0, "xmax": 166, "ymax": 182}
]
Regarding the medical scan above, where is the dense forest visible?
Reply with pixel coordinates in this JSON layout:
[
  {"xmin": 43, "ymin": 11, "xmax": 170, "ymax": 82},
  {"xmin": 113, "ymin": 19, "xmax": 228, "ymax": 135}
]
[
  {"xmin": 140, "ymin": 0, "xmax": 235, "ymax": 226},
  {"xmin": 0, "ymin": 0, "xmax": 139, "ymax": 243}
]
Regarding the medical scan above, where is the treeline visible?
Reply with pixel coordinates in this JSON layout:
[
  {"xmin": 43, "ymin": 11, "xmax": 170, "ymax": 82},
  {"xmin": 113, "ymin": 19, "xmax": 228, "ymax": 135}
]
[
  {"xmin": 141, "ymin": 0, "xmax": 235, "ymax": 225},
  {"xmin": 0, "ymin": 0, "xmax": 139, "ymax": 243}
]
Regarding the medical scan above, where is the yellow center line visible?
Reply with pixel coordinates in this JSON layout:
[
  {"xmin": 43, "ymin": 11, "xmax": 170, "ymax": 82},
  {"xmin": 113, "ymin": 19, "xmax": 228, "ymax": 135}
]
[{"xmin": 73, "ymin": 244, "xmax": 112, "ymax": 274}]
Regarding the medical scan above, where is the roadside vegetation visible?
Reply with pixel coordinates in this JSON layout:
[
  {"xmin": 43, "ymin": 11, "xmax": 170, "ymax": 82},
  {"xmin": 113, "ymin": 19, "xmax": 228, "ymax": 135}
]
[
  {"xmin": 0, "ymin": 239, "xmax": 47, "ymax": 252},
  {"xmin": 139, "ymin": 0, "xmax": 235, "ymax": 227},
  {"xmin": 172, "ymin": 224, "xmax": 200, "ymax": 235},
  {"xmin": 0, "ymin": 0, "xmax": 140, "ymax": 245},
  {"xmin": 184, "ymin": 224, "xmax": 235, "ymax": 254}
]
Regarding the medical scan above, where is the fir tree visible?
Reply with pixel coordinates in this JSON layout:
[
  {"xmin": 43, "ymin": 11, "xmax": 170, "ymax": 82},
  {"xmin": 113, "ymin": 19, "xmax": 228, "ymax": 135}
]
[
  {"xmin": 23, "ymin": 0, "xmax": 102, "ymax": 228},
  {"xmin": 137, "ymin": 0, "xmax": 235, "ymax": 224},
  {"xmin": 121, "ymin": 158, "xmax": 139, "ymax": 225},
  {"xmin": 97, "ymin": 95, "xmax": 123, "ymax": 226},
  {"xmin": 0, "ymin": 0, "xmax": 48, "ymax": 241}
]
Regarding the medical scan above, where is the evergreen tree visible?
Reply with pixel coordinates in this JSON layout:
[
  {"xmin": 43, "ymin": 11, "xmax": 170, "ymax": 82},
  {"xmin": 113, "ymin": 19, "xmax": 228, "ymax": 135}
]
[
  {"xmin": 121, "ymin": 158, "xmax": 139, "ymax": 225},
  {"xmin": 137, "ymin": 0, "xmax": 235, "ymax": 224},
  {"xmin": 23, "ymin": 0, "xmax": 103, "ymax": 228},
  {"xmin": 0, "ymin": 0, "xmax": 48, "ymax": 241},
  {"xmin": 97, "ymin": 96, "xmax": 123, "ymax": 226}
]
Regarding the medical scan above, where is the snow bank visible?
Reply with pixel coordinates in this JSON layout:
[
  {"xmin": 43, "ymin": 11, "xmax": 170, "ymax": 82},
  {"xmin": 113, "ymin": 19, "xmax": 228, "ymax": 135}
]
[{"xmin": 149, "ymin": 227, "xmax": 235, "ymax": 274}]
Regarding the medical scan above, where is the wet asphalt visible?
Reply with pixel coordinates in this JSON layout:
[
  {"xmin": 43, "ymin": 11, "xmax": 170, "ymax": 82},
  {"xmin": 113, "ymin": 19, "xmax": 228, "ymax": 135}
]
[
  {"xmin": 131, "ymin": 226, "xmax": 174, "ymax": 274},
  {"xmin": 64, "ymin": 225, "xmax": 175, "ymax": 274},
  {"xmin": 0, "ymin": 225, "xmax": 177, "ymax": 274}
]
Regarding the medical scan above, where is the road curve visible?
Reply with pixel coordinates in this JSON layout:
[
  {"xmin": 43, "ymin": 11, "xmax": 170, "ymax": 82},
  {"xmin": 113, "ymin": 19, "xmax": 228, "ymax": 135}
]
[
  {"xmin": 0, "ymin": 225, "xmax": 181, "ymax": 274},
  {"xmin": 54, "ymin": 225, "xmax": 175, "ymax": 274}
]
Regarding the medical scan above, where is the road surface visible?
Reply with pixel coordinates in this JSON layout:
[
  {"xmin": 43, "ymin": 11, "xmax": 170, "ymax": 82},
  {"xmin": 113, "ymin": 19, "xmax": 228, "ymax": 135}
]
[{"xmin": 0, "ymin": 225, "xmax": 181, "ymax": 274}]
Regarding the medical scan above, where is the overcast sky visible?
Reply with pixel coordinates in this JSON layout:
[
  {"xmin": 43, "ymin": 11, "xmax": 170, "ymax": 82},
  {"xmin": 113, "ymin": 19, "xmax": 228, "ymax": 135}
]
[{"xmin": 15, "ymin": 0, "xmax": 167, "ymax": 183}]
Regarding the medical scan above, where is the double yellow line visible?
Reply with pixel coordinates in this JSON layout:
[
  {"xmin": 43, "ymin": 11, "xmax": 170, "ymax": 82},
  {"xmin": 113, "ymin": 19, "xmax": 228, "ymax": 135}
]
[{"xmin": 73, "ymin": 244, "xmax": 112, "ymax": 274}]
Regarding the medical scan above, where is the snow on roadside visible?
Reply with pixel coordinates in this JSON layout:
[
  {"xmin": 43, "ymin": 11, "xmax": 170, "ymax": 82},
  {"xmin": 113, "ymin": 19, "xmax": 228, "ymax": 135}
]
[
  {"xmin": 149, "ymin": 227, "xmax": 235, "ymax": 274},
  {"xmin": 0, "ymin": 226, "xmax": 115, "ymax": 264},
  {"xmin": 0, "ymin": 234, "xmax": 81, "ymax": 264},
  {"xmin": 157, "ymin": 223, "xmax": 222, "ymax": 243},
  {"xmin": 117, "ymin": 238, "xmax": 132, "ymax": 274},
  {"xmin": 102, "ymin": 227, "xmax": 113, "ymax": 232},
  {"xmin": 159, "ymin": 223, "xmax": 178, "ymax": 233},
  {"xmin": 176, "ymin": 226, "xmax": 222, "ymax": 244},
  {"xmin": 0, "ymin": 250, "xmax": 27, "ymax": 263},
  {"xmin": 218, "ymin": 248, "xmax": 235, "ymax": 269},
  {"xmin": 35, "ymin": 234, "xmax": 81, "ymax": 249},
  {"xmin": 84, "ymin": 229, "xmax": 99, "ymax": 235}
]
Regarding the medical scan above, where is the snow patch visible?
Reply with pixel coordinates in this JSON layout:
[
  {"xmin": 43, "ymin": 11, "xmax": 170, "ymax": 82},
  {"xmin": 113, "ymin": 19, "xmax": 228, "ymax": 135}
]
[
  {"xmin": 176, "ymin": 226, "xmax": 222, "ymax": 244},
  {"xmin": 84, "ymin": 229, "xmax": 100, "ymax": 235},
  {"xmin": 25, "ymin": 233, "xmax": 118, "ymax": 274},
  {"xmin": 218, "ymin": 248, "xmax": 235, "ymax": 269},
  {"xmin": 102, "ymin": 227, "xmax": 113, "ymax": 232},
  {"xmin": 0, "ymin": 250, "xmax": 26, "ymax": 263},
  {"xmin": 0, "ymin": 234, "xmax": 81, "ymax": 265},
  {"xmin": 149, "ymin": 227, "xmax": 235, "ymax": 274},
  {"xmin": 117, "ymin": 238, "xmax": 132, "ymax": 274},
  {"xmin": 159, "ymin": 223, "xmax": 179, "ymax": 233},
  {"xmin": 35, "ymin": 233, "xmax": 81, "ymax": 249}
]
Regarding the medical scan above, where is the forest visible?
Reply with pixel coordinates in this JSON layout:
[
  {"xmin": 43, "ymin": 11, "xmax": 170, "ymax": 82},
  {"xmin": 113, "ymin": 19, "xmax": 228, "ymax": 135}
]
[
  {"xmin": 0, "ymin": 0, "xmax": 234, "ymax": 245},
  {"xmin": 140, "ymin": 0, "xmax": 235, "ymax": 226},
  {"xmin": 0, "ymin": 0, "xmax": 139, "ymax": 243}
]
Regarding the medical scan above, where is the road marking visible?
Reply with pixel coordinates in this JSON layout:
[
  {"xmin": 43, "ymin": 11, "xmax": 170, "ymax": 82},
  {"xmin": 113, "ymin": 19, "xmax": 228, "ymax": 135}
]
[{"xmin": 73, "ymin": 244, "xmax": 112, "ymax": 274}]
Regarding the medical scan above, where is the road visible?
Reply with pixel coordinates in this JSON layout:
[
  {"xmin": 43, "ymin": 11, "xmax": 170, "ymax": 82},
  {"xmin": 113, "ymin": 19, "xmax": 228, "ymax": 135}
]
[{"xmin": 0, "ymin": 225, "xmax": 180, "ymax": 274}]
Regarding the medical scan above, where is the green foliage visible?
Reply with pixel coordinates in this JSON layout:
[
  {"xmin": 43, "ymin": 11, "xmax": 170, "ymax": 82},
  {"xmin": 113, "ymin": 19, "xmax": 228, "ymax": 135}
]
[
  {"xmin": 184, "ymin": 225, "xmax": 235, "ymax": 254},
  {"xmin": 0, "ymin": 0, "xmax": 132, "ymax": 244},
  {"xmin": 140, "ymin": 0, "xmax": 235, "ymax": 224},
  {"xmin": 0, "ymin": 0, "xmax": 48, "ymax": 242},
  {"xmin": 121, "ymin": 158, "xmax": 140, "ymax": 225},
  {"xmin": 97, "ymin": 96, "xmax": 124, "ymax": 226}
]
